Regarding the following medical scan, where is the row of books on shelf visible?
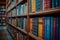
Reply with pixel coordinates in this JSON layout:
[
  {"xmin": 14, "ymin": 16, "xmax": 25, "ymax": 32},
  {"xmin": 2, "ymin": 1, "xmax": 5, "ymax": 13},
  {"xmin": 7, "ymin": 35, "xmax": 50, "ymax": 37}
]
[
  {"xmin": 0, "ymin": 9, "xmax": 5, "ymax": 11},
  {"xmin": 0, "ymin": 5, "xmax": 5, "ymax": 8},
  {"xmin": 8, "ymin": 25, "xmax": 36, "ymax": 40},
  {"xmin": 7, "ymin": 0, "xmax": 16, "ymax": 11},
  {"xmin": 8, "ymin": 17, "xmax": 60, "ymax": 40},
  {"xmin": 7, "ymin": 0, "xmax": 60, "ymax": 16},
  {"xmin": 0, "ymin": 17, "xmax": 5, "ymax": 20},
  {"xmin": 0, "ymin": 23, "xmax": 6, "ymax": 25},
  {"xmin": 30, "ymin": 0, "xmax": 60, "ymax": 12}
]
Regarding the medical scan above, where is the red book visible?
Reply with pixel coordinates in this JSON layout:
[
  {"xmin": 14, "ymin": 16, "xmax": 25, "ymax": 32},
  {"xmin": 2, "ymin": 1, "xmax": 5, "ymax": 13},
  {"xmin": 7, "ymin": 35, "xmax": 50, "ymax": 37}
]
[
  {"xmin": 54, "ymin": 18, "xmax": 56, "ymax": 40},
  {"xmin": 43, "ymin": 0, "xmax": 52, "ymax": 10}
]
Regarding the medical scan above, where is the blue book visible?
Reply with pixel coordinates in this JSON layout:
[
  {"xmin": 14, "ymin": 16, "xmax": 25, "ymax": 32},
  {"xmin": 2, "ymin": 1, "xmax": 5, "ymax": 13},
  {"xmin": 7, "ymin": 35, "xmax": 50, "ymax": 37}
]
[
  {"xmin": 52, "ymin": 0, "xmax": 56, "ymax": 8},
  {"xmin": 56, "ymin": 17, "xmax": 59, "ymax": 40},
  {"xmin": 44, "ymin": 17, "xmax": 51, "ymax": 40},
  {"xmin": 57, "ymin": 17, "xmax": 60, "ymax": 40},
  {"xmin": 58, "ymin": 0, "xmax": 60, "ymax": 6},
  {"xmin": 18, "ymin": 5, "xmax": 21, "ymax": 16},
  {"xmin": 55, "ymin": 0, "xmax": 59, "ymax": 7},
  {"xmin": 32, "ymin": 18, "xmax": 38, "ymax": 36},
  {"xmin": 36, "ymin": 0, "xmax": 40, "ymax": 12},
  {"xmin": 50, "ymin": 17, "xmax": 54, "ymax": 40}
]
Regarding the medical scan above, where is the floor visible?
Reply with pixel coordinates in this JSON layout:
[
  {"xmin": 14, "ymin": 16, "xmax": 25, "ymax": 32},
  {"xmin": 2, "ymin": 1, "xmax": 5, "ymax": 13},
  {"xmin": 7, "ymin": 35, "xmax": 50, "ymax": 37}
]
[{"xmin": 0, "ymin": 25, "xmax": 13, "ymax": 40}]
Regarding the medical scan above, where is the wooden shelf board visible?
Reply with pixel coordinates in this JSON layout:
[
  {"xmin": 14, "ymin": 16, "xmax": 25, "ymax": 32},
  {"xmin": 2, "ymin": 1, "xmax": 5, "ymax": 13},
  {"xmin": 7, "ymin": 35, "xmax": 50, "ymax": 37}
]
[
  {"xmin": 7, "ymin": 22, "xmax": 27, "ymax": 35},
  {"xmin": 7, "ymin": 0, "xmax": 27, "ymax": 13},
  {"xmin": 7, "ymin": 0, "xmax": 12, "ymax": 8},
  {"xmin": 28, "ymin": 33, "xmax": 43, "ymax": 40},
  {"xmin": 29, "ymin": 7, "xmax": 60, "ymax": 17}
]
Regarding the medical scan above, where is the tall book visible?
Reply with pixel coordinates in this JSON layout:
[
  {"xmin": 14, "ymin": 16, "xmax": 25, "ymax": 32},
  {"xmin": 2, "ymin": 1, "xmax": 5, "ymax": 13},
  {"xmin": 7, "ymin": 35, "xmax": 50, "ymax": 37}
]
[
  {"xmin": 30, "ymin": 18, "xmax": 33, "ymax": 33},
  {"xmin": 58, "ymin": 0, "xmax": 60, "ymax": 6},
  {"xmin": 56, "ymin": 17, "xmax": 59, "ymax": 40},
  {"xmin": 57, "ymin": 17, "xmax": 60, "ymax": 40},
  {"xmin": 32, "ymin": 17, "xmax": 38, "ymax": 36},
  {"xmin": 52, "ymin": 0, "xmax": 56, "ymax": 8},
  {"xmin": 30, "ymin": 0, "xmax": 36, "ymax": 12},
  {"xmin": 17, "ymin": 5, "xmax": 21, "ymax": 16},
  {"xmin": 55, "ymin": 0, "xmax": 59, "ymax": 7},
  {"xmin": 50, "ymin": 17, "xmax": 55, "ymax": 40},
  {"xmin": 38, "ymin": 17, "xmax": 44, "ymax": 39},
  {"xmin": 53, "ymin": 18, "xmax": 56, "ymax": 40},
  {"xmin": 44, "ymin": 17, "xmax": 51, "ymax": 40},
  {"xmin": 36, "ymin": 0, "xmax": 40, "ymax": 12}
]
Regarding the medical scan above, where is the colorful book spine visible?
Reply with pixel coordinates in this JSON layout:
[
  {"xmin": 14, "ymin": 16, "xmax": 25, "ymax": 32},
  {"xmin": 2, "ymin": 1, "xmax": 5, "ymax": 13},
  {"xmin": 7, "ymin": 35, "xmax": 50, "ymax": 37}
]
[
  {"xmin": 58, "ymin": 0, "xmax": 60, "ymax": 6},
  {"xmin": 17, "ymin": 5, "xmax": 21, "ymax": 16},
  {"xmin": 32, "ymin": 18, "xmax": 38, "ymax": 36},
  {"xmin": 38, "ymin": 17, "xmax": 44, "ymax": 38},
  {"xmin": 50, "ymin": 17, "xmax": 55, "ymax": 40},
  {"xmin": 31, "ymin": 0, "xmax": 36, "ymax": 12},
  {"xmin": 53, "ymin": 18, "xmax": 56, "ymax": 40},
  {"xmin": 36, "ymin": 0, "xmax": 40, "ymax": 12},
  {"xmin": 44, "ymin": 17, "xmax": 51, "ymax": 40},
  {"xmin": 52, "ymin": 0, "xmax": 56, "ymax": 8},
  {"xmin": 56, "ymin": 17, "xmax": 59, "ymax": 40},
  {"xmin": 30, "ymin": 18, "xmax": 33, "ymax": 33},
  {"xmin": 56, "ymin": 0, "xmax": 59, "ymax": 7}
]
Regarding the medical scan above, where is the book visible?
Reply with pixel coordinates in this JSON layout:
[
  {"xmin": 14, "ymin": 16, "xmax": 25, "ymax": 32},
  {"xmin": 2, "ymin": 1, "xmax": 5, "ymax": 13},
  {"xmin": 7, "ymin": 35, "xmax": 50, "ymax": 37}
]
[
  {"xmin": 38, "ymin": 17, "xmax": 44, "ymax": 38},
  {"xmin": 17, "ymin": 4, "xmax": 21, "ymax": 16},
  {"xmin": 52, "ymin": 0, "xmax": 56, "ymax": 8},
  {"xmin": 31, "ymin": 0, "xmax": 36, "ymax": 12},
  {"xmin": 30, "ymin": 18, "xmax": 33, "ymax": 33},
  {"xmin": 53, "ymin": 18, "xmax": 56, "ymax": 40},
  {"xmin": 58, "ymin": 0, "xmax": 60, "ymax": 6},
  {"xmin": 50, "ymin": 17, "xmax": 54, "ymax": 40},
  {"xmin": 44, "ymin": 17, "xmax": 51, "ymax": 40},
  {"xmin": 32, "ymin": 17, "xmax": 38, "ymax": 36},
  {"xmin": 36, "ymin": 0, "xmax": 40, "ymax": 12},
  {"xmin": 55, "ymin": 0, "xmax": 59, "ymax": 7},
  {"xmin": 56, "ymin": 17, "xmax": 59, "ymax": 40}
]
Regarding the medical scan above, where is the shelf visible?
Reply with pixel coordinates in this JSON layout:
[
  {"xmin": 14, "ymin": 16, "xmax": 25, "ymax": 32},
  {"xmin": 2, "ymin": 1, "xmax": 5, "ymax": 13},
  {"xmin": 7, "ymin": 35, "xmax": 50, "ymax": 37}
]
[
  {"xmin": 17, "ymin": 14, "xmax": 27, "ymax": 18},
  {"xmin": 7, "ymin": 16, "xmax": 16, "ymax": 18},
  {"xmin": 7, "ymin": 29, "xmax": 15, "ymax": 40},
  {"xmin": 7, "ymin": 0, "xmax": 27, "ymax": 13},
  {"xmin": 29, "ymin": 7, "xmax": 60, "ymax": 17},
  {"xmin": 7, "ymin": 0, "xmax": 12, "ymax": 8},
  {"xmin": 7, "ymin": 22, "xmax": 27, "ymax": 35},
  {"xmin": 28, "ymin": 33, "xmax": 43, "ymax": 40}
]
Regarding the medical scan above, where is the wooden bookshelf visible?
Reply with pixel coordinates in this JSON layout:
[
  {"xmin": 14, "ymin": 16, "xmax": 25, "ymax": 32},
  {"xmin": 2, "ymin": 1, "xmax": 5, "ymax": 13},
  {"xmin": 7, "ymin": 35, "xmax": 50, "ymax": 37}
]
[{"xmin": 6, "ymin": 0, "xmax": 60, "ymax": 40}]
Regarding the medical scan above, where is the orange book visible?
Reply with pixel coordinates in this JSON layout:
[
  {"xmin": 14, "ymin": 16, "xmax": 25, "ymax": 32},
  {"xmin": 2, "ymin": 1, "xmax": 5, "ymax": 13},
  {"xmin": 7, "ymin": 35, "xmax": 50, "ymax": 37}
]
[
  {"xmin": 38, "ymin": 17, "xmax": 44, "ymax": 39},
  {"xmin": 30, "ymin": 18, "xmax": 33, "ymax": 33}
]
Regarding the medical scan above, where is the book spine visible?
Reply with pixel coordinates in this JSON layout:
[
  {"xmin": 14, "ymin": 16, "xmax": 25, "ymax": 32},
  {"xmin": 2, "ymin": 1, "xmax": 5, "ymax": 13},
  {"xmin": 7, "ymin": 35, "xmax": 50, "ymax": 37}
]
[
  {"xmin": 30, "ymin": 18, "xmax": 33, "ymax": 33},
  {"xmin": 52, "ymin": 0, "xmax": 56, "ymax": 8},
  {"xmin": 58, "ymin": 0, "xmax": 60, "ymax": 6},
  {"xmin": 55, "ymin": 0, "xmax": 59, "ymax": 7},
  {"xmin": 53, "ymin": 18, "xmax": 56, "ymax": 40},
  {"xmin": 50, "ymin": 17, "xmax": 54, "ymax": 40},
  {"xmin": 31, "ymin": 0, "xmax": 36, "ymax": 12},
  {"xmin": 32, "ymin": 18, "xmax": 38, "ymax": 36},
  {"xmin": 56, "ymin": 17, "xmax": 59, "ymax": 40},
  {"xmin": 36, "ymin": 0, "xmax": 40, "ymax": 12},
  {"xmin": 44, "ymin": 17, "xmax": 51, "ymax": 40},
  {"xmin": 38, "ymin": 17, "xmax": 44, "ymax": 38}
]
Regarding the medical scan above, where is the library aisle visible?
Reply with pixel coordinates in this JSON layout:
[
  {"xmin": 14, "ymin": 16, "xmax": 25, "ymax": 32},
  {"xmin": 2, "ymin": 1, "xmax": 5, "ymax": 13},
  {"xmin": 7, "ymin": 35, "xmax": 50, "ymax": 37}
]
[
  {"xmin": 0, "ymin": 0, "xmax": 60, "ymax": 40},
  {"xmin": 0, "ymin": 26, "xmax": 13, "ymax": 40}
]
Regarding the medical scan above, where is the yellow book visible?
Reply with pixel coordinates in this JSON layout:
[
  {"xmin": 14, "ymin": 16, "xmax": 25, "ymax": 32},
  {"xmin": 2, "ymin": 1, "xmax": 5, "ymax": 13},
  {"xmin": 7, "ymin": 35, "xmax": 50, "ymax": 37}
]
[
  {"xmin": 32, "ymin": 0, "xmax": 36, "ymax": 12},
  {"xmin": 38, "ymin": 17, "xmax": 43, "ymax": 38}
]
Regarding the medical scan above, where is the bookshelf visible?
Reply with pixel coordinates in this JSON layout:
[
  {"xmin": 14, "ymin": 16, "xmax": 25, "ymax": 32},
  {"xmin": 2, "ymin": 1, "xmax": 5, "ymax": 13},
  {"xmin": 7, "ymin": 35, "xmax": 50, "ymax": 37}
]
[
  {"xmin": 6, "ymin": 0, "xmax": 60, "ymax": 40},
  {"xmin": 0, "ymin": 4, "xmax": 6, "ymax": 26}
]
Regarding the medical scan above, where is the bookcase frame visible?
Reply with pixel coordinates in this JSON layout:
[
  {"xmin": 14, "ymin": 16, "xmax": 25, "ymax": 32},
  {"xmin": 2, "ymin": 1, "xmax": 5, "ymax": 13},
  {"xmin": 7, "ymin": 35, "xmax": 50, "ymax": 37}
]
[{"xmin": 6, "ymin": 0, "xmax": 60, "ymax": 40}]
